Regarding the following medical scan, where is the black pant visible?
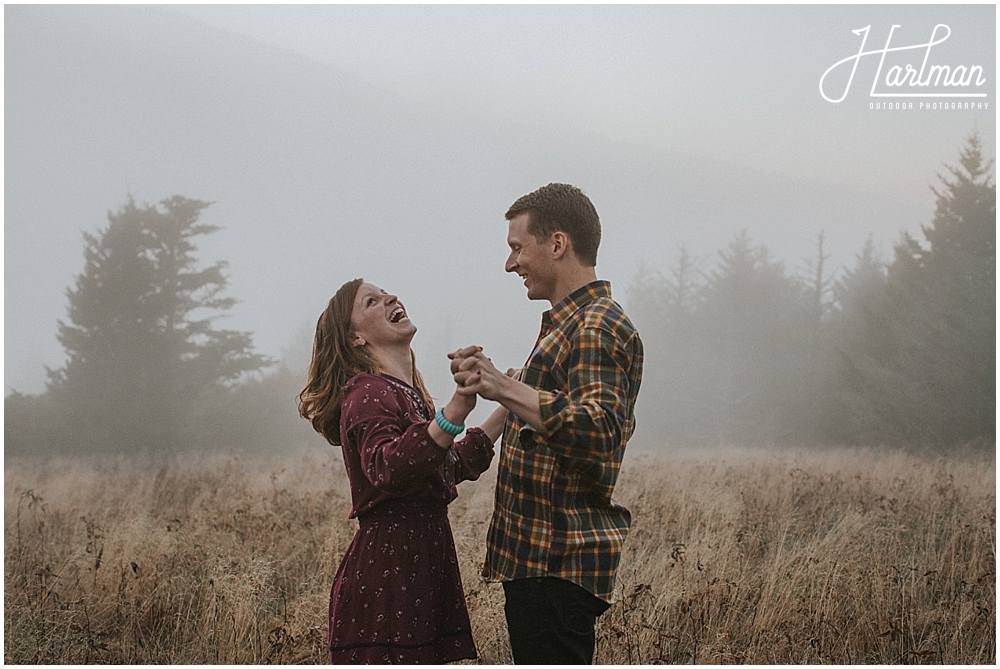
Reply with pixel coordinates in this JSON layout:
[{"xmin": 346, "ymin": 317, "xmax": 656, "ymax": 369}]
[{"xmin": 503, "ymin": 577, "xmax": 611, "ymax": 664}]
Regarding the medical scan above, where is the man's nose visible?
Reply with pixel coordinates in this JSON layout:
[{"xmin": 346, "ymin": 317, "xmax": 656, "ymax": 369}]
[{"xmin": 504, "ymin": 254, "xmax": 517, "ymax": 273}]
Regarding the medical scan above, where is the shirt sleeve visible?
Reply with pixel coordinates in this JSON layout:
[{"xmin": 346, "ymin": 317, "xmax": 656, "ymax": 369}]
[
  {"xmin": 341, "ymin": 377, "xmax": 449, "ymax": 492},
  {"xmin": 450, "ymin": 427, "xmax": 495, "ymax": 483},
  {"xmin": 528, "ymin": 325, "xmax": 632, "ymax": 464}
]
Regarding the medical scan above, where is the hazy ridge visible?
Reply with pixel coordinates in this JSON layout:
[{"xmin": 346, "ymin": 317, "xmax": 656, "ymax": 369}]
[{"xmin": 5, "ymin": 4, "xmax": 926, "ymax": 394}]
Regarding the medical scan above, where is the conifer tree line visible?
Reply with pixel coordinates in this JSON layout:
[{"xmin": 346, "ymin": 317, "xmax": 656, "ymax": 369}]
[
  {"xmin": 628, "ymin": 135, "xmax": 995, "ymax": 448},
  {"xmin": 4, "ymin": 136, "xmax": 995, "ymax": 456},
  {"xmin": 5, "ymin": 197, "xmax": 313, "ymax": 456}
]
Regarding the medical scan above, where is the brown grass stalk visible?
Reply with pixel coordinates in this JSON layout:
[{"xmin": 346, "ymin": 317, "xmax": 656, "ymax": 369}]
[{"xmin": 4, "ymin": 446, "xmax": 995, "ymax": 664}]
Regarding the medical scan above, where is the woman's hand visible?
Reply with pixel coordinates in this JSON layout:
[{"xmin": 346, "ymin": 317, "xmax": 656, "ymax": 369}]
[
  {"xmin": 448, "ymin": 346, "xmax": 514, "ymax": 402},
  {"xmin": 426, "ymin": 355, "xmax": 479, "ymax": 449}
]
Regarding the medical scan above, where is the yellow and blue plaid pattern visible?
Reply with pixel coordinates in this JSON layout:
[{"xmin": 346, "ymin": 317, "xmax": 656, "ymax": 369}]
[{"xmin": 483, "ymin": 281, "xmax": 643, "ymax": 603}]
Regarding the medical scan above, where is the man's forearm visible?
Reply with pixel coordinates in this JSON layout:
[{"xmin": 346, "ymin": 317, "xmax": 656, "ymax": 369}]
[{"xmin": 495, "ymin": 374, "xmax": 544, "ymax": 432}]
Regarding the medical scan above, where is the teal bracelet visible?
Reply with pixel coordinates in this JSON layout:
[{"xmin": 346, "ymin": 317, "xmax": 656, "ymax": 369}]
[{"xmin": 434, "ymin": 408, "xmax": 464, "ymax": 436}]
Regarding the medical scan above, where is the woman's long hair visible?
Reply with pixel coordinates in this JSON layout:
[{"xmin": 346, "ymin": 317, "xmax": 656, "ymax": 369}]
[{"xmin": 298, "ymin": 278, "xmax": 431, "ymax": 445}]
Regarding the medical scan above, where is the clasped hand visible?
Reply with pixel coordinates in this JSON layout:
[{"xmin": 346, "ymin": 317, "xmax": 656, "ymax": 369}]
[{"xmin": 448, "ymin": 346, "xmax": 518, "ymax": 401}]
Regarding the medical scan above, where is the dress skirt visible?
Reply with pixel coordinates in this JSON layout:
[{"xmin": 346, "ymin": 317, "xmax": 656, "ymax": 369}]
[{"xmin": 328, "ymin": 504, "xmax": 477, "ymax": 664}]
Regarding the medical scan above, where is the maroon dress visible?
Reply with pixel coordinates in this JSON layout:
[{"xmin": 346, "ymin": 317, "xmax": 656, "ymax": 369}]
[{"xmin": 328, "ymin": 373, "xmax": 495, "ymax": 664}]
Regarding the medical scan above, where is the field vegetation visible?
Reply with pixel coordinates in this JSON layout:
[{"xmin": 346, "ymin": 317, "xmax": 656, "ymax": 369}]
[{"xmin": 4, "ymin": 446, "xmax": 995, "ymax": 664}]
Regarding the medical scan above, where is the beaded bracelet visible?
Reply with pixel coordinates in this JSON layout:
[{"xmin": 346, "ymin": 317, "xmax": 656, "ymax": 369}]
[{"xmin": 434, "ymin": 407, "xmax": 464, "ymax": 436}]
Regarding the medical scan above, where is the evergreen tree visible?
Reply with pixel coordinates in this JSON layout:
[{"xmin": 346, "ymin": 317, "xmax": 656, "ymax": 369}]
[
  {"xmin": 788, "ymin": 230, "xmax": 840, "ymax": 442},
  {"xmin": 630, "ymin": 234, "xmax": 823, "ymax": 447},
  {"xmin": 696, "ymin": 231, "xmax": 808, "ymax": 445},
  {"xmin": 829, "ymin": 236, "xmax": 890, "ymax": 441},
  {"xmin": 801, "ymin": 230, "xmax": 835, "ymax": 353},
  {"xmin": 628, "ymin": 247, "xmax": 706, "ymax": 446},
  {"xmin": 917, "ymin": 135, "xmax": 996, "ymax": 441},
  {"xmin": 837, "ymin": 135, "xmax": 995, "ymax": 444},
  {"xmin": 47, "ymin": 196, "xmax": 270, "ymax": 453}
]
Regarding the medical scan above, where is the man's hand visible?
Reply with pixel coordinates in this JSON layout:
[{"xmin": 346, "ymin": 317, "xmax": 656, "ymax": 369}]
[
  {"xmin": 448, "ymin": 346, "xmax": 507, "ymax": 402},
  {"xmin": 449, "ymin": 346, "xmax": 543, "ymax": 431}
]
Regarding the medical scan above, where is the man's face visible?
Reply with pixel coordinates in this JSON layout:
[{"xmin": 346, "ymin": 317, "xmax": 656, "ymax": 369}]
[{"xmin": 505, "ymin": 212, "xmax": 557, "ymax": 302}]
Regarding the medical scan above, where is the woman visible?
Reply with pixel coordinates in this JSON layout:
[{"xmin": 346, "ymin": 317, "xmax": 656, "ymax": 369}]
[{"xmin": 298, "ymin": 278, "xmax": 505, "ymax": 664}]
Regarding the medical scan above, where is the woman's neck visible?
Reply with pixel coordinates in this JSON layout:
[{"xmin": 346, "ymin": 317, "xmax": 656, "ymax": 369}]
[{"xmin": 371, "ymin": 344, "xmax": 413, "ymax": 386}]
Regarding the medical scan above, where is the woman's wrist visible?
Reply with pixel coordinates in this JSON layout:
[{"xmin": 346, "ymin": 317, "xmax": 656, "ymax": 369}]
[
  {"xmin": 441, "ymin": 402, "xmax": 469, "ymax": 428},
  {"xmin": 427, "ymin": 394, "xmax": 474, "ymax": 449},
  {"xmin": 445, "ymin": 392, "xmax": 475, "ymax": 424},
  {"xmin": 435, "ymin": 407, "xmax": 465, "ymax": 436}
]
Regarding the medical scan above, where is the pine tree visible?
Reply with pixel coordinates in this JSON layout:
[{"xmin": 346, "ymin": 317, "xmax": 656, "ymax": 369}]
[
  {"xmin": 628, "ymin": 246, "xmax": 706, "ymax": 446},
  {"xmin": 837, "ymin": 136, "xmax": 995, "ymax": 444},
  {"xmin": 831, "ymin": 236, "xmax": 890, "ymax": 441},
  {"xmin": 47, "ymin": 196, "xmax": 270, "ymax": 453},
  {"xmin": 786, "ymin": 230, "xmax": 840, "ymax": 442},
  {"xmin": 801, "ymin": 230, "xmax": 835, "ymax": 353},
  {"xmin": 918, "ymin": 134, "xmax": 996, "ymax": 441},
  {"xmin": 695, "ymin": 231, "xmax": 808, "ymax": 445}
]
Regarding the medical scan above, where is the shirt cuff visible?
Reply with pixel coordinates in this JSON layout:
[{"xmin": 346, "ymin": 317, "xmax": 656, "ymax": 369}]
[{"xmin": 511, "ymin": 389, "xmax": 570, "ymax": 450}]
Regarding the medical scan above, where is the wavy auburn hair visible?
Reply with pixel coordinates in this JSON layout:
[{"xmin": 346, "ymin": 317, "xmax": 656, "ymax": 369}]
[{"xmin": 298, "ymin": 278, "xmax": 431, "ymax": 445}]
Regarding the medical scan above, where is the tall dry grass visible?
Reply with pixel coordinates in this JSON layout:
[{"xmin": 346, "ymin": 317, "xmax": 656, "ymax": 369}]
[{"xmin": 4, "ymin": 446, "xmax": 995, "ymax": 664}]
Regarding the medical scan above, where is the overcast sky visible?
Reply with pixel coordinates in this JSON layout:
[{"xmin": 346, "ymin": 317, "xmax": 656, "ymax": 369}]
[
  {"xmin": 173, "ymin": 3, "xmax": 995, "ymax": 206},
  {"xmin": 5, "ymin": 3, "xmax": 996, "ymax": 411}
]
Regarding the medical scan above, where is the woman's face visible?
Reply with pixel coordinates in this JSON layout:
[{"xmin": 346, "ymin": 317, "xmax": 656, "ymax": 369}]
[{"xmin": 350, "ymin": 282, "xmax": 416, "ymax": 351}]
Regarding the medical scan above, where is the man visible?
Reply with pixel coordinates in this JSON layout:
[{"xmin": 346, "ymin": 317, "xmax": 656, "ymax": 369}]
[{"xmin": 450, "ymin": 183, "xmax": 643, "ymax": 664}]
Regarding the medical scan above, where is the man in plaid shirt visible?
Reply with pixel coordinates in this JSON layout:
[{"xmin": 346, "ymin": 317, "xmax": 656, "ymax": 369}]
[{"xmin": 450, "ymin": 183, "xmax": 643, "ymax": 664}]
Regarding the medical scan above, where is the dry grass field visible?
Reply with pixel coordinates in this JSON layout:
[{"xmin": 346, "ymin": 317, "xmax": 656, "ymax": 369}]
[{"xmin": 4, "ymin": 445, "xmax": 995, "ymax": 664}]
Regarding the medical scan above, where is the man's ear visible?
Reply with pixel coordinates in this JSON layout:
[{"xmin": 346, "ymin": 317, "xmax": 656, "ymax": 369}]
[{"xmin": 551, "ymin": 231, "xmax": 570, "ymax": 260}]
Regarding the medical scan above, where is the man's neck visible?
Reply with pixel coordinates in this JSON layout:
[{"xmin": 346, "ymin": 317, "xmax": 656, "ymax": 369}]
[{"xmin": 548, "ymin": 266, "xmax": 599, "ymax": 307}]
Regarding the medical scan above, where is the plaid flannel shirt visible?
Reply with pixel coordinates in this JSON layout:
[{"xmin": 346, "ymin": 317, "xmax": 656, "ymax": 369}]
[{"xmin": 482, "ymin": 280, "xmax": 643, "ymax": 603}]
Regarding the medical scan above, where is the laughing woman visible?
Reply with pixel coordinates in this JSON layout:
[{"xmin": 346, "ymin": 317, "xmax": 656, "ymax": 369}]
[{"xmin": 298, "ymin": 278, "xmax": 505, "ymax": 664}]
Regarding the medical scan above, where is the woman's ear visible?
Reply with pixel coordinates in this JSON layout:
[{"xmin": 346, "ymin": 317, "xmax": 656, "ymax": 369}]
[{"xmin": 351, "ymin": 333, "xmax": 366, "ymax": 347}]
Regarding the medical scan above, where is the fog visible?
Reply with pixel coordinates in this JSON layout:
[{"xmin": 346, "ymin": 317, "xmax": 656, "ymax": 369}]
[{"xmin": 4, "ymin": 5, "xmax": 995, "ymax": 445}]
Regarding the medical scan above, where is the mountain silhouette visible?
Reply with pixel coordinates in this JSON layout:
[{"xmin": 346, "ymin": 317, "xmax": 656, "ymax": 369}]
[{"xmin": 5, "ymin": 4, "xmax": 923, "ymax": 394}]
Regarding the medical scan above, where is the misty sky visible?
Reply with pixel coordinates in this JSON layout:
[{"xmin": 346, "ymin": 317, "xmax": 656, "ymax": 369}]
[
  {"xmin": 4, "ymin": 4, "xmax": 996, "ymax": 418},
  {"xmin": 173, "ymin": 4, "xmax": 995, "ymax": 204}
]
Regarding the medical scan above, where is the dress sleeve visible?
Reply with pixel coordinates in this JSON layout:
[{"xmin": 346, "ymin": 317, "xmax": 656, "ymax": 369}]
[
  {"xmin": 341, "ymin": 376, "xmax": 449, "ymax": 492},
  {"xmin": 450, "ymin": 427, "xmax": 495, "ymax": 483}
]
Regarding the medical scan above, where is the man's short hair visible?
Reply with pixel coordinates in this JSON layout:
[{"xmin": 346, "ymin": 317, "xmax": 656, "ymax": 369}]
[{"xmin": 505, "ymin": 183, "xmax": 601, "ymax": 267}]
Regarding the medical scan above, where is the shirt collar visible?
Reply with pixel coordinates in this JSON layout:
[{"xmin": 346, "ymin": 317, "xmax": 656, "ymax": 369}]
[{"xmin": 543, "ymin": 280, "xmax": 612, "ymax": 329}]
